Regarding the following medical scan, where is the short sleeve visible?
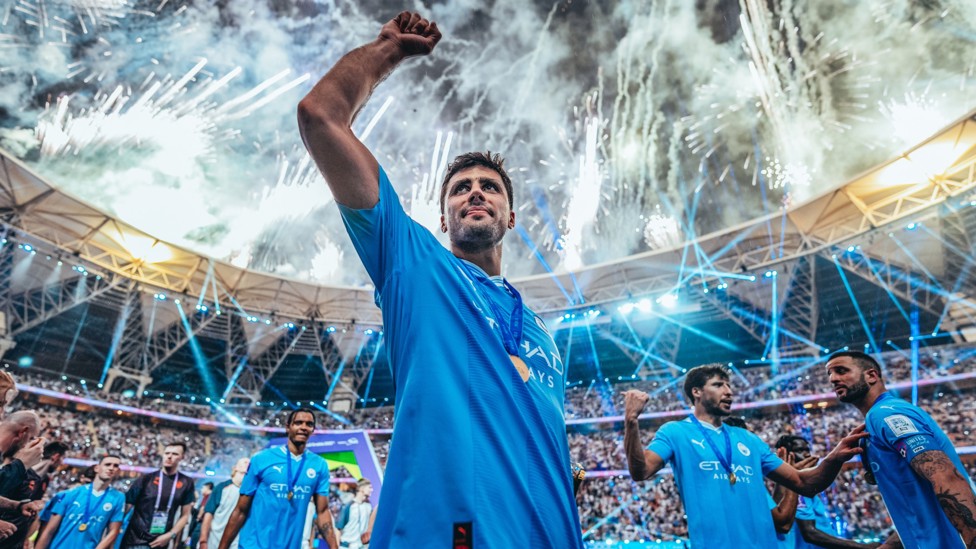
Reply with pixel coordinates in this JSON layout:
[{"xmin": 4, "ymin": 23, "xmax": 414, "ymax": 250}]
[
  {"xmin": 872, "ymin": 406, "xmax": 940, "ymax": 463},
  {"xmin": 766, "ymin": 491, "xmax": 777, "ymax": 511},
  {"xmin": 314, "ymin": 462, "xmax": 331, "ymax": 496},
  {"xmin": 757, "ymin": 437, "xmax": 785, "ymax": 475},
  {"xmin": 179, "ymin": 477, "xmax": 196, "ymax": 506},
  {"xmin": 109, "ymin": 492, "xmax": 125, "ymax": 523},
  {"xmin": 647, "ymin": 423, "xmax": 676, "ymax": 463},
  {"xmin": 50, "ymin": 490, "xmax": 71, "ymax": 516},
  {"xmin": 795, "ymin": 496, "xmax": 815, "ymax": 521},
  {"xmin": 40, "ymin": 493, "xmax": 62, "ymax": 520},
  {"xmin": 125, "ymin": 475, "xmax": 144, "ymax": 505},
  {"xmin": 239, "ymin": 459, "xmax": 261, "ymax": 497},
  {"xmin": 205, "ymin": 482, "xmax": 224, "ymax": 514},
  {"xmin": 337, "ymin": 166, "xmax": 413, "ymax": 296}
]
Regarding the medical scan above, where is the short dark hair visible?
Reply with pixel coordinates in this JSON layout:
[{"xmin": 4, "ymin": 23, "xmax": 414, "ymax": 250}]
[
  {"xmin": 827, "ymin": 351, "xmax": 882, "ymax": 378},
  {"xmin": 43, "ymin": 441, "xmax": 69, "ymax": 459},
  {"xmin": 204, "ymin": 481, "xmax": 214, "ymax": 489},
  {"xmin": 439, "ymin": 151, "xmax": 514, "ymax": 214},
  {"xmin": 99, "ymin": 453, "xmax": 122, "ymax": 464},
  {"xmin": 775, "ymin": 435, "xmax": 809, "ymax": 452},
  {"xmin": 80, "ymin": 465, "xmax": 97, "ymax": 480},
  {"xmin": 286, "ymin": 407, "xmax": 316, "ymax": 427},
  {"xmin": 164, "ymin": 442, "xmax": 187, "ymax": 453},
  {"xmin": 683, "ymin": 364, "xmax": 730, "ymax": 403}
]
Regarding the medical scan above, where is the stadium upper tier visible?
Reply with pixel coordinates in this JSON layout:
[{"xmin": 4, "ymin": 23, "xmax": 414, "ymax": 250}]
[{"xmin": 1, "ymin": 113, "xmax": 976, "ymax": 404}]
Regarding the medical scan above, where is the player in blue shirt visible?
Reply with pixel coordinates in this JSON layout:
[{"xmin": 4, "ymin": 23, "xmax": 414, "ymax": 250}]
[
  {"xmin": 624, "ymin": 364, "xmax": 868, "ymax": 548},
  {"xmin": 298, "ymin": 11, "xmax": 584, "ymax": 549},
  {"xmin": 775, "ymin": 434, "xmax": 878, "ymax": 549},
  {"xmin": 826, "ymin": 351, "xmax": 976, "ymax": 548},
  {"xmin": 35, "ymin": 454, "xmax": 124, "ymax": 549},
  {"xmin": 217, "ymin": 409, "xmax": 336, "ymax": 549}
]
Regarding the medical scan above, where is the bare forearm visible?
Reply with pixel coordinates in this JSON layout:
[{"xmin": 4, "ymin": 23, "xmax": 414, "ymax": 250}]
[
  {"xmin": 799, "ymin": 520, "xmax": 868, "ymax": 548},
  {"xmin": 623, "ymin": 419, "xmax": 650, "ymax": 480},
  {"xmin": 911, "ymin": 451, "xmax": 976, "ymax": 545},
  {"xmin": 771, "ymin": 488, "xmax": 799, "ymax": 533},
  {"xmin": 217, "ymin": 508, "xmax": 248, "ymax": 549},
  {"xmin": 794, "ymin": 457, "xmax": 843, "ymax": 497},
  {"xmin": 316, "ymin": 515, "xmax": 338, "ymax": 549},
  {"xmin": 199, "ymin": 513, "xmax": 213, "ymax": 544},
  {"xmin": 95, "ymin": 524, "xmax": 120, "ymax": 549}
]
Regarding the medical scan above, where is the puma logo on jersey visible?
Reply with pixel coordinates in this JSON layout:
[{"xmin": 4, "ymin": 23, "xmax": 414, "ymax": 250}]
[{"xmin": 691, "ymin": 439, "xmax": 706, "ymax": 450}]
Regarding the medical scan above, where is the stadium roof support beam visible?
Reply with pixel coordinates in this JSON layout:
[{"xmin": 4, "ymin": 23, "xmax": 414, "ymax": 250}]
[
  {"xmin": 104, "ymin": 284, "xmax": 152, "ymax": 395},
  {"xmin": 778, "ymin": 256, "xmax": 820, "ymax": 357},
  {"xmin": 225, "ymin": 327, "xmax": 303, "ymax": 404},
  {"xmin": 144, "ymin": 308, "xmax": 220, "ymax": 373},
  {"xmin": 694, "ymin": 289, "xmax": 771, "ymax": 348},
  {"xmin": 7, "ymin": 272, "xmax": 121, "ymax": 337},
  {"xmin": 0, "ymin": 236, "xmax": 17, "ymax": 358}
]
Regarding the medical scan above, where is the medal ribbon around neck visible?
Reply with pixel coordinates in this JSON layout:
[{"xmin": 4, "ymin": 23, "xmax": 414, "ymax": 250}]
[
  {"xmin": 463, "ymin": 263, "xmax": 528, "ymax": 382},
  {"xmin": 284, "ymin": 448, "xmax": 307, "ymax": 501},
  {"xmin": 689, "ymin": 415, "xmax": 737, "ymax": 485},
  {"xmin": 78, "ymin": 484, "xmax": 110, "ymax": 531}
]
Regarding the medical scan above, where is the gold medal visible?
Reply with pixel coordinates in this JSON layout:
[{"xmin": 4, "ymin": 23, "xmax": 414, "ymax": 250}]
[
  {"xmin": 729, "ymin": 472, "xmax": 737, "ymax": 485},
  {"xmin": 78, "ymin": 523, "xmax": 88, "ymax": 532},
  {"xmin": 287, "ymin": 491, "xmax": 294, "ymax": 500},
  {"xmin": 510, "ymin": 355, "xmax": 529, "ymax": 382}
]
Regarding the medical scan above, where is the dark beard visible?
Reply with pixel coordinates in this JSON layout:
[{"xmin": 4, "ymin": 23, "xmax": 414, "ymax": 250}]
[
  {"xmin": 703, "ymin": 398, "xmax": 731, "ymax": 418},
  {"xmin": 452, "ymin": 224, "xmax": 504, "ymax": 253},
  {"xmin": 838, "ymin": 376, "xmax": 870, "ymax": 403}
]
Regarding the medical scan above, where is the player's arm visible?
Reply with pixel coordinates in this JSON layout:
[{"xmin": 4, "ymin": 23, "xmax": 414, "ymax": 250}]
[
  {"xmin": 216, "ymin": 494, "xmax": 252, "ymax": 549},
  {"xmin": 33, "ymin": 513, "xmax": 61, "ymax": 549},
  {"xmin": 94, "ymin": 521, "xmax": 122, "ymax": 549},
  {"xmin": 770, "ymin": 484, "xmax": 799, "ymax": 533},
  {"xmin": 797, "ymin": 519, "xmax": 878, "ymax": 548},
  {"xmin": 198, "ymin": 511, "xmax": 214, "ymax": 548},
  {"xmin": 622, "ymin": 390, "xmax": 667, "ymax": 481},
  {"xmin": 297, "ymin": 11, "xmax": 441, "ymax": 209},
  {"xmin": 767, "ymin": 425, "xmax": 867, "ymax": 497},
  {"xmin": 908, "ymin": 449, "xmax": 976, "ymax": 546},
  {"xmin": 313, "ymin": 493, "xmax": 339, "ymax": 549}
]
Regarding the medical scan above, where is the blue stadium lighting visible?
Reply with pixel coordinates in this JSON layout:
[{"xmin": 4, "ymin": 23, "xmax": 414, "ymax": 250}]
[
  {"xmin": 205, "ymin": 470, "xmax": 215, "ymax": 476},
  {"xmin": 285, "ymin": 322, "xmax": 295, "ymax": 329},
  {"xmin": 17, "ymin": 356, "xmax": 33, "ymax": 368},
  {"xmin": 205, "ymin": 397, "xmax": 211, "ymax": 402},
  {"xmin": 905, "ymin": 222, "xmax": 918, "ymax": 230},
  {"xmin": 20, "ymin": 243, "xmax": 32, "ymax": 252},
  {"xmin": 154, "ymin": 293, "xmax": 166, "ymax": 301},
  {"xmin": 617, "ymin": 302, "xmax": 635, "ymax": 314},
  {"xmin": 635, "ymin": 298, "xmax": 652, "ymax": 313},
  {"xmin": 763, "ymin": 270, "xmax": 777, "ymax": 278},
  {"xmin": 748, "ymin": 275, "xmax": 757, "ymax": 281},
  {"xmin": 326, "ymin": 326, "xmax": 336, "ymax": 333},
  {"xmin": 196, "ymin": 304, "xmax": 208, "ymax": 313},
  {"xmin": 264, "ymin": 318, "xmax": 271, "ymax": 325},
  {"xmin": 846, "ymin": 245, "xmax": 857, "ymax": 252},
  {"xmin": 656, "ymin": 293, "xmax": 678, "ymax": 308},
  {"xmin": 364, "ymin": 328, "xmax": 374, "ymax": 335}
]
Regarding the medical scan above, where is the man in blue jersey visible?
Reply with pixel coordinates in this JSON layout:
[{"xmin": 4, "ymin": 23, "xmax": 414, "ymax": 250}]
[
  {"xmin": 826, "ymin": 351, "xmax": 976, "ymax": 548},
  {"xmin": 624, "ymin": 364, "xmax": 868, "ymax": 548},
  {"xmin": 217, "ymin": 409, "xmax": 336, "ymax": 549},
  {"xmin": 298, "ymin": 10, "xmax": 584, "ymax": 549},
  {"xmin": 35, "ymin": 454, "xmax": 124, "ymax": 549},
  {"xmin": 38, "ymin": 465, "xmax": 95, "ymax": 538},
  {"xmin": 775, "ymin": 434, "xmax": 879, "ymax": 549}
]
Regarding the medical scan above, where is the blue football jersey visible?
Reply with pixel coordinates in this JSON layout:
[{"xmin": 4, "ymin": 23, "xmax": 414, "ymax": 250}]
[
  {"xmin": 49, "ymin": 484, "xmax": 125, "ymax": 548},
  {"xmin": 794, "ymin": 493, "xmax": 834, "ymax": 549},
  {"xmin": 337, "ymin": 166, "xmax": 583, "ymax": 548},
  {"xmin": 238, "ymin": 447, "xmax": 330, "ymax": 549},
  {"xmin": 648, "ymin": 418, "xmax": 784, "ymax": 547},
  {"xmin": 864, "ymin": 392, "xmax": 975, "ymax": 549}
]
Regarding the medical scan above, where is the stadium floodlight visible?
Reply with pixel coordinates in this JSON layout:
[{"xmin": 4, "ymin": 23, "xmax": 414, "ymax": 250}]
[
  {"xmin": 617, "ymin": 302, "xmax": 635, "ymax": 314},
  {"xmin": 635, "ymin": 298, "xmax": 652, "ymax": 313},
  {"xmin": 656, "ymin": 293, "xmax": 678, "ymax": 308}
]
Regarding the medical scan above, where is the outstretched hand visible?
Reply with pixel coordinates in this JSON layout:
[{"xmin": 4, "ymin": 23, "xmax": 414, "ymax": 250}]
[
  {"xmin": 379, "ymin": 11, "xmax": 442, "ymax": 58},
  {"xmin": 826, "ymin": 423, "xmax": 869, "ymax": 463}
]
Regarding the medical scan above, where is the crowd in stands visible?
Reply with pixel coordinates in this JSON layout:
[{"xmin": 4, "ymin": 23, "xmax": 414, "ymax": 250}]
[{"xmin": 3, "ymin": 342, "xmax": 975, "ymax": 544}]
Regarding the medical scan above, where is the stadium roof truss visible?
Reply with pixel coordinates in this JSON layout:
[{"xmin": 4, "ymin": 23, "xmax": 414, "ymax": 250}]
[{"xmin": 0, "ymin": 111, "xmax": 975, "ymax": 403}]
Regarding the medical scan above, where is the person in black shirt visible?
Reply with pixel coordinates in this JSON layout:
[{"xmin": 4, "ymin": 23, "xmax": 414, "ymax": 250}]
[
  {"xmin": 0, "ymin": 441, "xmax": 68, "ymax": 547},
  {"xmin": 121, "ymin": 442, "xmax": 195, "ymax": 549}
]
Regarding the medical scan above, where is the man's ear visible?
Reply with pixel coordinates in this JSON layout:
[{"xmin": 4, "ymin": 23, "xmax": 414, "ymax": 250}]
[
  {"xmin": 440, "ymin": 214, "xmax": 447, "ymax": 233},
  {"xmin": 508, "ymin": 210, "xmax": 515, "ymax": 230}
]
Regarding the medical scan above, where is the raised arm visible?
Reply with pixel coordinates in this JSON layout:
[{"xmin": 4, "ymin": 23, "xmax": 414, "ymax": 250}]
[
  {"xmin": 622, "ymin": 390, "xmax": 666, "ymax": 481},
  {"xmin": 767, "ymin": 424, "xmax": 867, "ymax": 497},
  {"xmin": 909, "ymin": 450, "xmax": 976, "ymax": 546},
  {"xmin": 297, "ymin": 11, "xmax": 441, "ymax": 209}
]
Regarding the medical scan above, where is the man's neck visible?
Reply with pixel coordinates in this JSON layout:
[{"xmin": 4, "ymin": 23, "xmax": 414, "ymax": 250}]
[
  {"xmin": 287, "ymin": 440, "xmax": 305, "ymax": 456},
  {"xmin": 452, "ymin": 243, "xmax": 503, "ymax": 277},
  {"xmin": 856, "ymin": 387, "xmax": 887, "ymax": 417},
  {"xmin": 693, "ymin": 407, "xmax": 724, "ymax": 428},
  {"xmin": 92, "ymin": 477, "xmax": 109, "ymax": 492},
  {"xmin": 354, "ymin": 493, "xmax": 366, "ymax": 503},
  {"xmin": 162, "ymin": 465, "xmax": 178, "ymax": 475}
]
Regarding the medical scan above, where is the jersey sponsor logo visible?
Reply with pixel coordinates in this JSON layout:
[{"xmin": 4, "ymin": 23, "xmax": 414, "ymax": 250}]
[
  {"xmin": 306, "ymin": 468, "xmax": 316, "ymax": 479},
  {"xmin": 884, "ymin": 414, "xmax": 920, "ymax": 437},
  {"xmin": 103, "ymin": 503, "xmax": 113, "ymax": 511},
  {"xmin": 691, "ymin": 439, "xmax": 706, "ymax": 450},
  {"xmin": 521, "ymin": 341, "xmax": 564, "ymax": 376},
  {"xmin": 737, "ymin": 442, "xmax": 751, "ymax": 457},
  {"xmin": 269, "ymin": 484, "xmax": 312, "ymax": 498},
  {"xmin": 870, "ymin": 461, "xmax": 880, "ymax": 472},
  {"xmin": 534, "ymin": 315, "xmax": 550, "ymax": 335}
]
